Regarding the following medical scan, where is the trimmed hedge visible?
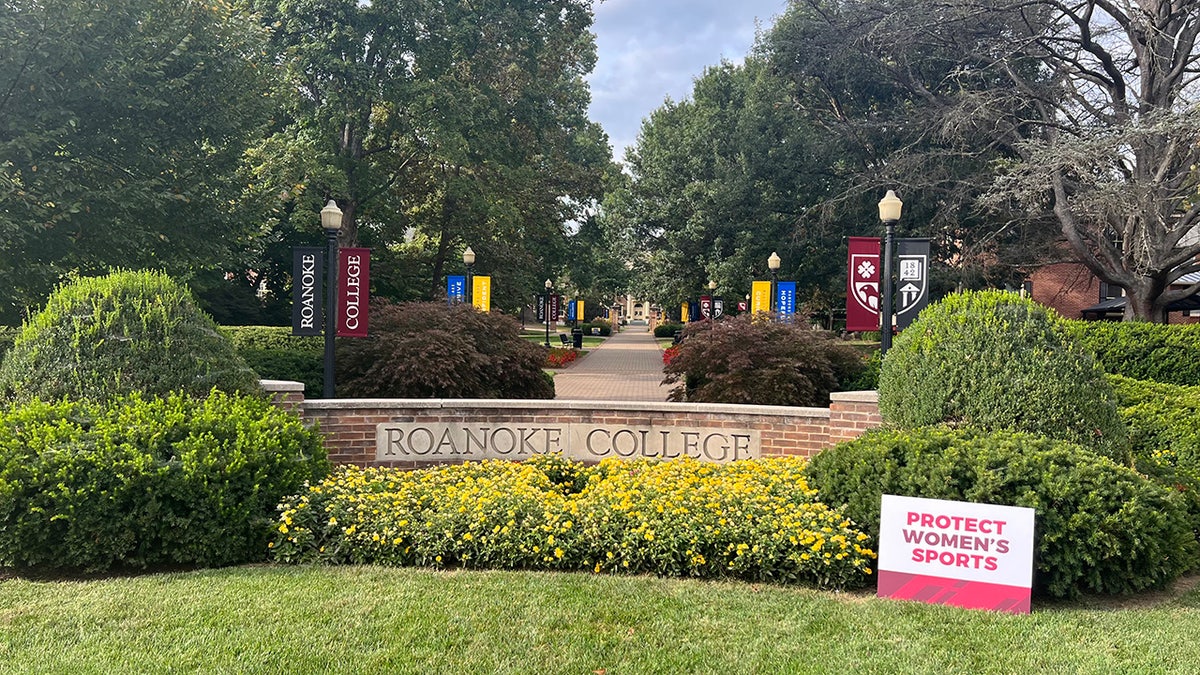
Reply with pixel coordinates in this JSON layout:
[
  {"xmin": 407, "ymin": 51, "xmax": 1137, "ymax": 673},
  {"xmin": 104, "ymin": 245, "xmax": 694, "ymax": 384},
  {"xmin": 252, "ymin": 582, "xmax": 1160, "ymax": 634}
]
[
  {"xmin": 878, "ymin": 290, "xmax": 1129, "ymax": 462},
  {"xmin": 1110, "ymin": 374, "xmax": 1200, "ymax": 536},
  {"xmin": 654, "ymin": 323, "xmax": 684, "ymax": 338},
  {"xmin": 0, "ymin": 271, "xmax": 259, "ymax": 403},
  {"xmin": 272, "ymin": 455, "xmax": 877, "ymax": 589},
  {"xmin": 803, "ymin": 427, "xmax": 1198, "ymax": 599},
  {"xmin": 0, "ymin": 391, "xmax": 329, "ymax": 571},
  {"xmin": 221, "ymin": 326, "xmax": 323, "ymax": 396},
  {"xmin": 1067, "ymin": 320, "xmax": 1200, "ymax": 386},
  {"xmin": 581, "ymin": 320, "xmax": 612, "ymax": 337}
]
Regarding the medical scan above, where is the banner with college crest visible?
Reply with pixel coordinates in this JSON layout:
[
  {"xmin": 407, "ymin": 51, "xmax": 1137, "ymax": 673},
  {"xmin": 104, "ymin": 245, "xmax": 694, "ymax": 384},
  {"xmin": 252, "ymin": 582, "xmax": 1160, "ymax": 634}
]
[
  {"xmin": 846, "ymin": 237, "xmax": 881, "ymax": 332},
  {"xmin": 896, "ymin": 238, "xmax": 931, "ymax": 330}
]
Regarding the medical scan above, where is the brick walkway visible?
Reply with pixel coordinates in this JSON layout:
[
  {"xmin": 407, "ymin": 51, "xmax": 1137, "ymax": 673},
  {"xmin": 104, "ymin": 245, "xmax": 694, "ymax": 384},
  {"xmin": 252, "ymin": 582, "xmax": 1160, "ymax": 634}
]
[{"xmin": 552, "ymin": 326, "xmax": 675, "ymax": 401}]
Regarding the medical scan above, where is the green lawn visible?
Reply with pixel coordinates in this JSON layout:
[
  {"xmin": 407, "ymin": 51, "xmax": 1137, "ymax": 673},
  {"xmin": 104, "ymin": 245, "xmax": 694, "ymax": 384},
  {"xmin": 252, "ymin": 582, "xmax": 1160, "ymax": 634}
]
[{"xmin": 2, "ymin": 566, "xmax": 1198, "ymax": 673}]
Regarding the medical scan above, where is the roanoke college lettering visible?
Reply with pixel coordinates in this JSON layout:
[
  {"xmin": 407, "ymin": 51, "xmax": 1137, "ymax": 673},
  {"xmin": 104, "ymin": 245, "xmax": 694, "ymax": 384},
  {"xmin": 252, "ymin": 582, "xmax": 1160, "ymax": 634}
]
[{"xmin": 376, "ymin": 422, "xmax": 760, "ymax": 463}]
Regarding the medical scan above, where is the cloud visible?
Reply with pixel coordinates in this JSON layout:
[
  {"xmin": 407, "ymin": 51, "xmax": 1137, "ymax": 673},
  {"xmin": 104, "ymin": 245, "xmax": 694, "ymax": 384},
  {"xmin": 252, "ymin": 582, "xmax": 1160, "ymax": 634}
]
[{"xmin": 587, "ymin": 0, "xmax": 786, "ymax": 162}]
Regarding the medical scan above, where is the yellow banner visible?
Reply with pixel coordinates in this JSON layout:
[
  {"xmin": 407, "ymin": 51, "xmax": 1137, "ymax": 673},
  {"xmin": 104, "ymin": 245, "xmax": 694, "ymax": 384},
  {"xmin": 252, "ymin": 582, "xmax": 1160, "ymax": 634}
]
[
  {"xmin": 751, "ymin": 280, "xmax": 772, "ymax": 314},
  {"xmin": 577, "ymin": 300, "xmax": 584, "ymax": 322},
  {"xmin": 681, "ymin": 302, "xmax": 689, "ymax": 323},
  {"xmin": 472, "ymin": 276, "xmax": 491, "ymax": 312}
]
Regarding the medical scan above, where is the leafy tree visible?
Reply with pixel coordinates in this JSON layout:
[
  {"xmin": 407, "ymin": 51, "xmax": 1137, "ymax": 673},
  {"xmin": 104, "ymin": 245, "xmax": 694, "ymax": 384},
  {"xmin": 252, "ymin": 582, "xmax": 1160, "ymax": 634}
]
[
  {"xmin": 763, "ymin": 0, "xmax": 1200, "ymax": 321},
  {"xmin": 0, "ymin": 0, "xmax": 273, "ymax": 324},
  {"xmin": 241, "ymin": 0, "xmax": 612, "ymax": 312}
]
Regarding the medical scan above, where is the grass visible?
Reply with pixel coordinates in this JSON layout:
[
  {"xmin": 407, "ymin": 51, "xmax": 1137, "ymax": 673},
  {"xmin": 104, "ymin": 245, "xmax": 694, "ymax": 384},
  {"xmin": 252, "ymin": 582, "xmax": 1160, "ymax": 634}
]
[{"xmin": 2, "ymin": 566, "xmax": 1199, "ymax": 674}]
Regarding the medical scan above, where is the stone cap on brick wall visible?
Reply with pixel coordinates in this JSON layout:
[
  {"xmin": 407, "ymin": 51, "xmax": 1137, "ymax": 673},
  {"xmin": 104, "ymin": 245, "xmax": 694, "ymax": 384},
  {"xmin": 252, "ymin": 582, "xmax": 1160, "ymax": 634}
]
[
  {"xmin": 303, "ymin": 397, "xmax": 831, "ymax": 418},
  {"xmin": 260, "ymin": 380, "xmax": 305, "ymax": 393},
  {"xmin": 829, "ymin": 390, "xmax": 878, "ymax": 404}
]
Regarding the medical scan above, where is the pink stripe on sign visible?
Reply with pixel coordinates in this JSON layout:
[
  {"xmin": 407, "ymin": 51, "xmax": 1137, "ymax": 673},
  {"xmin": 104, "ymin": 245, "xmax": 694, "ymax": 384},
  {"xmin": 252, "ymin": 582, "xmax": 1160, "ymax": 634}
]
[{"xmin": 878, "ymin": 570, "xmax": 1031, "ymax": 614}]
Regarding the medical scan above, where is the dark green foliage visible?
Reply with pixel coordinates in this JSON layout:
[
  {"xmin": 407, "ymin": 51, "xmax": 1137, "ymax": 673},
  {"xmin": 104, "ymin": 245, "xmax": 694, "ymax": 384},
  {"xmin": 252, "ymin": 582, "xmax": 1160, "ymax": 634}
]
[
  {"xmin": 662, "ymin": 315, "xmax": 865, "ymax": 406},
  {"xmin": 580, "ymin": 321, "xmax": 612, "ymax": 337},
  {"xmin": 220, "ymin": 326, "xmax": 323, "ymax": 396},
  {"xmin": 0, "ymin": 271, "xmax": 260, "ymax": 403},
  {"xmin": 654, "ymin": 323, "xmax": 684, "ymax": 338},
  {"xmin": 841, "ymin": 350, "xmax": 880, "ymax": 391},
  {"xmin": 0, "ymin": 391, "xmax": 329, "ymax": 571},
  {"xmin": 1110, "ymin": 374, "xmax": 1200, "ymax": 536},
  {"xmin": 338, "ymin": 301, "xmax": 554, "ymax": 399},
  {"xmin": 0, "ymin": 327, "xmax": 13, "ymax": 362},
  {"xmin": 1067, "ymin": 321, "xmax": 1200, "ymax": 386},
  {"xmin": 878, "ymin": 290, "xmax": 1128, "ymax": 462},
  {"xmin": 803, "ymin": 427, "xmax": 1198, "ymax": 598}
]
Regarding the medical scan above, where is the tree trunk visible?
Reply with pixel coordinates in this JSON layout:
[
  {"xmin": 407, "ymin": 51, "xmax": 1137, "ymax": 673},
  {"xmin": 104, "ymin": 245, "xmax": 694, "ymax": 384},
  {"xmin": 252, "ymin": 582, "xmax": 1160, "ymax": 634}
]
[{"xmin": 1124, "ymin": 279, "xmax": 1169, "ymax": 323}]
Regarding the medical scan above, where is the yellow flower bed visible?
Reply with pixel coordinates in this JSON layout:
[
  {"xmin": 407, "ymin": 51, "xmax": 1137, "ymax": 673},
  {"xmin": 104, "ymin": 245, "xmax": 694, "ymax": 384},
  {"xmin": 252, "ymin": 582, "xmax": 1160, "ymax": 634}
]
[{"xmin": 271, "ymin": 455, "xmax": 876, "ymax": 590}]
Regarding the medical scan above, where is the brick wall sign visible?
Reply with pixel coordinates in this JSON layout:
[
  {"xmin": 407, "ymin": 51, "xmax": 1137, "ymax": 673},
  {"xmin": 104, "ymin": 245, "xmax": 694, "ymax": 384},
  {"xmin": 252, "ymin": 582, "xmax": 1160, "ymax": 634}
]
[
  {"xmin": 377, "ymin": 421, "xmax": 759, "ymax": 463},
  {"xmin": 877, "ymin": 494, "xmax": 1036, "ymax": 614}
]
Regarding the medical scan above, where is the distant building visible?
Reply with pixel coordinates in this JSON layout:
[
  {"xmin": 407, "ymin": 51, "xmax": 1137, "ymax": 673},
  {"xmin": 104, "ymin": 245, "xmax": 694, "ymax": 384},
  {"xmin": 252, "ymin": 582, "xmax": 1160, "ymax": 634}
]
[{"xmin": 1028, "ymin": 263, "xmax": 1200, "ymax": 323}]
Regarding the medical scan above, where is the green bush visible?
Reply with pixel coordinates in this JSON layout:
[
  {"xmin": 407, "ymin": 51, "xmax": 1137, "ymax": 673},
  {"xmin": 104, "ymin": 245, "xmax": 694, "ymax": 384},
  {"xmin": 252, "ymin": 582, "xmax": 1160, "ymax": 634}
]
[
  {"xmin": 0, "ymin": 327, "xmax": 14, "ymax": 362},
  {"xmin": 878, "ymin": 290, "xmax": 1128, "ymax": 462},
  {"xmin": 1067, "ymin": 320, "xmax": 1200, "ymax": 386},
  {"xmin": 582, "ymin": 320, "xmax": 612, "ymax": 337},
  {"xmin": 0, "ymin": 391, "xmax": 329, "ymax": 571},
  {"xmin": 338, "ymin": 301, "xmax": 554, "ymax": 399},
  {"xmin": 221, "ymin": 326, "xmax": 323, "ymax": 396},
  {"xmin": 0, "ymin": 271, "xmax": 260, "ymax": 403},
  {"xmin": 1110, "ymin": 374, "xmax": 1200, "ymax": 536},
  {"xmin": 662, "ymin": 314, "xmax": 865, "ymax": 406},
  {"xmin": 271, "ymin": 456, "xmax": 877, "ymax": 589},
  {"xmin": 803, "ymin": 427, "xmax": 1198, "ymax": 599},
  {"xmin": 654, "ymin": 323, "xmax": 684, "ymax": 338}
]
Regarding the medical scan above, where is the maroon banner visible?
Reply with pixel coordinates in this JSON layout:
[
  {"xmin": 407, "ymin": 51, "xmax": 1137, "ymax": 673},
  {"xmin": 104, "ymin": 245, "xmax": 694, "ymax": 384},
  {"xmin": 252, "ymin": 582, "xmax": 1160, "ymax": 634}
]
[
  {"xmin": 549, "ymin": 294, "xmax": 561, "ymax": 323},
  {"xmin": 847, "ymin": 236, "xmax": 881, "ymax": 332},
  {"xmin": 700, "ymin": 295, "xmax": 712, "ymax": 319},
  {"xmin": 337, "ymin": 248, "xmax": 370, "ymax": 338}
]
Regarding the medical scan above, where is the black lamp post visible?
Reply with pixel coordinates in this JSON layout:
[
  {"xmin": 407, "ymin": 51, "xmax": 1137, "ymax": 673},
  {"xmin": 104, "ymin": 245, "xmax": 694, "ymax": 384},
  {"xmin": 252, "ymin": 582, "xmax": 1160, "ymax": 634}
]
[
  {"xmin": 707, "ymin": 279, "xmax": 717, "ymax": 320},
  {"xmin": 320, "ymin": 199, "xmax": 343, "ymax": 398},
  {"xmin": 463, "ymin": 246, "xmax": 475, "ymax": 305},
  {"xmin": 878, "ymin": 189, "xmax": 903, "ymax": 356},
  {"xmin": 544, "ymin": 279, "xmax": 553, "ymax": 347},
  {"xmin": 768, "ymin": 251, "xmax": 781, "ymax": 313}
]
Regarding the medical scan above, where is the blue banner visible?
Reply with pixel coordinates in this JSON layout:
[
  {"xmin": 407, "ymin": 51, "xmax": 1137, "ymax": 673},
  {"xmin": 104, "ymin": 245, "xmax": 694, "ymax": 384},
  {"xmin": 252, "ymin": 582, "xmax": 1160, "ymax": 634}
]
[
  {"xmin": 567, "ymin": 299, "xmax": 577, "ymax": 321},
  {"xmin": 447, "ymin": 275, "xmax": 466, "ymax": 304},
  {"xmin": 776, "ymin": 281, "xmax": 797, "ymax": 322}
]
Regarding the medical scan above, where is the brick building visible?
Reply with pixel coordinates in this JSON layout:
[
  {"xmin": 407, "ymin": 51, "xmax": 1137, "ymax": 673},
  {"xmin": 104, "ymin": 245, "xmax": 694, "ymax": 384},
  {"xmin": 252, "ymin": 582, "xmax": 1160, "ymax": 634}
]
[{"xmin": 1029, "ymin": 263, "xmax": 1200, "ymax": 323}]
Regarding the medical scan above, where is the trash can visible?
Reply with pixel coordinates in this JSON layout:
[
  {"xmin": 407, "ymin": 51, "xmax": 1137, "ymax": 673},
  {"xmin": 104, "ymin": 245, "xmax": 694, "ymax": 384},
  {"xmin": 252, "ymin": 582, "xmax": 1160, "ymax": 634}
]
[
  {"xmin": 673, "ymin": 330, "xmax": 683, "ymax": 345},
  {"xmin": 572, "ymin": 327, "xmax": 583, "ymax": 349}
]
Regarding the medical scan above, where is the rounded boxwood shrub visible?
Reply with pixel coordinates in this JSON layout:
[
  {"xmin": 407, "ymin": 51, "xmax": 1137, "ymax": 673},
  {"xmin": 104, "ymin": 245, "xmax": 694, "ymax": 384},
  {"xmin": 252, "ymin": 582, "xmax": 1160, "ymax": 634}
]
[
  {"xmin": 0, "ymin": 390, "xmax": 329, "ymax": 571},
  {"xmin": 803, "ymin": 427, "xmax": 1198, "ymax": 598},
  {"xmin": 878, "ymin": 290, "xmax": 1128, "ymax": 462},
  {"xmin": 662, "ymin": 314, "xmax": 865, "ymax": 406},
  {"xmin": 338, "ymin": 300, "xmax": 554, "ymax": 399},
  {"xmin": 1066, "ymin": 320, "xmax": 1200, "ymax": 386},
  {"xmin": 0, "ymin": 270, "xmax": 260, "ymax": 403}
]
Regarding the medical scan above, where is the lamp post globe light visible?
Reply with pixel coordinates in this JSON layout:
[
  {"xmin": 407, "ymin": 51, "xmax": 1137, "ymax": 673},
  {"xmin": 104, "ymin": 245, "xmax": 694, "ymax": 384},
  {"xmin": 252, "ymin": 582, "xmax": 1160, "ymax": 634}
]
[
  {"xmin": 544, "ymin": 279, "xmax": 553, "ymax": 348},
  {"xmin": 320, "ymin": 199, "xmax": 343, "ymax": 398},
  {"xmin": 767, "ymin": 251, "xmax": 781, "ymax": 312},
  {"xmin": 462, "ymin": 246, "xmax": 475, "ymax": 305},
  {"xmin": 877, "ymin": 189, "xmax": 903, "ymax": 356}
]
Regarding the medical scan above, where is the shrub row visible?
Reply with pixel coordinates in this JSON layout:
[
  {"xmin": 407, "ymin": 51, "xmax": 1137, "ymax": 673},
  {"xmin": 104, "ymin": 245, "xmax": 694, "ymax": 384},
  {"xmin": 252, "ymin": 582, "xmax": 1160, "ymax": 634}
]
[
  {"xmin": 803, "ymin": 427, "xmax": 1198, "ymax": 599},
  {"xmin": 580, "ymin": 320, "xmax": 612, "ymax": 337},
  {"xmin": 1067, "ymin": 320, "xmax": 1200, "ymax": 386},
  {"xmin": 0, "ymin": 391, "xmax": 329, "ymax": 571},
  {"xmin": 878, "ymin": 290, "xmax": 1128, "ymax": 462},
  {"xmin": 654, "ymin": 323, "xmax": 684, "ymax": 338},
  {"xmin": 271, "ymin": 455, "xmax": 877, "ymax": 589},
  {"xmin": 1110, "ymin": 374, "xmax": 1200, "ymax": 536}
]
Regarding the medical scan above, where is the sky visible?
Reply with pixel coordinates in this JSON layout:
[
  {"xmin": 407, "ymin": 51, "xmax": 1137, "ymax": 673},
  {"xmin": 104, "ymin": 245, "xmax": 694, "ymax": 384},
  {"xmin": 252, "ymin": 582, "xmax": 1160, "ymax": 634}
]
[{"xmin": 586, "ymin": 0, "xmax": 789, "ymax": 164}]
